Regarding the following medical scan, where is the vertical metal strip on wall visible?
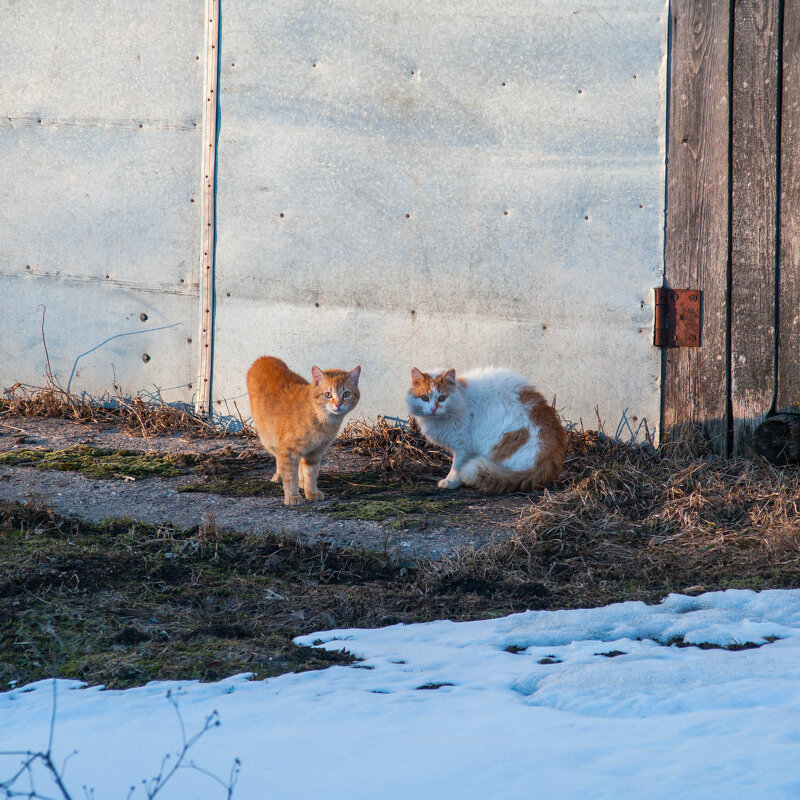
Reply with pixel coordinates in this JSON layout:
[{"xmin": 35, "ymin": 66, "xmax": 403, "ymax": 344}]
[{"xmin": 197, "ymin": 0, "xmax": 220, "ymax": 415}]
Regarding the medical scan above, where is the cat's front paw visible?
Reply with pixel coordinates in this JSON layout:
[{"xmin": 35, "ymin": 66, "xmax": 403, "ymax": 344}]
[
  {"xmin": 284, "ymin": 494, "xmax": 305, "ymax": 506},
  {"xmin": 305, "ymin": 490, "xmax": 325, "ymax": 502},
  {"xmin": 438, "ymin": 477, "xmax": 461, "ymax": 489},
  {"xmin": 270, "ymin": 472, "xmax": 281, "ymax": 484}
]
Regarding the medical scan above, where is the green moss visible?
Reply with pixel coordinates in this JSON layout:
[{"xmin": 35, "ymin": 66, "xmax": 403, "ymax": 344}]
[
  {"xmin": 178, "ymin": 469, "xmax": 469, "ymax": 525},
  {"xmin": 0, "ymin": 445, "xmax": 196, "ymax": 479},
  {"xmin": 177, "ymin": 476, "xmax": 284, "ymax": 497}
]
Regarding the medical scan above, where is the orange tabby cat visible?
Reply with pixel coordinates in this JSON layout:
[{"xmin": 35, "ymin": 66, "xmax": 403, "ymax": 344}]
[{"xmin": 246, "ymin": 356, "xmax": 361, "ymax": 505}]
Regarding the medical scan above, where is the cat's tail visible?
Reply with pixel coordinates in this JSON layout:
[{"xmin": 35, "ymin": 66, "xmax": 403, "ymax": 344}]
[{"xmin": 460, "ymin": 452, "xmax": 563, "ymax": 494}]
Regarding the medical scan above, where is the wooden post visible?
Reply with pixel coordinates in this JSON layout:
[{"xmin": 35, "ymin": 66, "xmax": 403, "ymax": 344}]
[
  {"xmin": 778, "ymin": 1, "xmax": 800, "ymax": 413},
  {"xmin": 730, "ymin": 0, "xmax": 780, "ymax": 453},
  {"xmin": 197, "ymin": 0, "xmax": 220, "ymax": 417},
  {"xmin": 663, "ymin": 0, "xmax": 731, "ymax": 452}
]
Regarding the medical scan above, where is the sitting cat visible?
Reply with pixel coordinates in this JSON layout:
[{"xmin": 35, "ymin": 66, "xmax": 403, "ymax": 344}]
[
  {"xmin": 247, "ymin": 356, "xmax": 361, "ymax": 505},
  {"xmin": 406, "ymin": 366, "xmax": 566, "ymax": 493}
]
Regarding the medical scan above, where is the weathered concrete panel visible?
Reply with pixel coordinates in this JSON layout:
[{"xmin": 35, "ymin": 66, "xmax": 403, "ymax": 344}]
[
  {"xmin": 0, "ymin": 0, "xmax": 205, "ymax": 400},
  {"xmin": 2, "ymin": 276, "xmax": 197, "ymax": 404},
  {"xmin": 214, "ymin": 1, "xmax": 668, "ymax": 432},
  {"xmin": 2, "ymin": 0, "xmax": 203, "ymax": 121}
]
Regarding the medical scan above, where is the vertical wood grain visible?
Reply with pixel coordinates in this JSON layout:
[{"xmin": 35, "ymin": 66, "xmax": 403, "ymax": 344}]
[
  {"xmin": 663, "ymin": 0, "xmax": 731, "ymax": 451},
  {"xmin": 730, "ymin": 0, "xmax": 779, "ymax": 452},
  {"xmin": 198, "ymin": 0, "xmax": 220, "ymax": 416},
  {"xmin": 778, "ymin": 1, "xmax": 800, "ymax": 411}
]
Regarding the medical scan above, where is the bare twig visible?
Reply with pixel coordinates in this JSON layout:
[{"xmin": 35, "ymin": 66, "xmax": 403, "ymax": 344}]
[
  {"xmin": 40, "ymin": 307, "xmax": 55, "ymax": 390},
  {"xmin": 0, "ymin": 685, "xmax": 240, "ymax": 800}
]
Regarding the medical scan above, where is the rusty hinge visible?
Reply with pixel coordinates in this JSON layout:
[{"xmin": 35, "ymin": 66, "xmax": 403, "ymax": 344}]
[{"xmin": 654, "ymin": 288, "xmax": 702, "ymax": 347}]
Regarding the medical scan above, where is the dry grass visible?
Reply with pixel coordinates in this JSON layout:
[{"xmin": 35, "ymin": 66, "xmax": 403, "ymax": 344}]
[
  {"xmin": 339, "ymin": 416, "xmax": 450, "ymax": 477},
  {"xmin": 430, "ymin": 431, "xmax": 800, "ymax": 606},
  {"xmin": 1, "ymin": 382, "xmax": 227, "ymax": 439},
  {"xmin": 3, "ymin": 384, "xmax": 800, "ymax": 610}
]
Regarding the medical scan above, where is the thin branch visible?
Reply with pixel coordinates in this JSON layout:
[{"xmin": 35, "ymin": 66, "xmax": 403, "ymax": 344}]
[
  {"xmin": 47, "ymin": 681, "xmax": 57, "ymax": 758},
  {"xmin": 1, "ymin": 689, "xmax": 238, "ymax": 800},
  {"xmin": 39, "ymin": 306, "xmax": 55, "ymax": 389}
]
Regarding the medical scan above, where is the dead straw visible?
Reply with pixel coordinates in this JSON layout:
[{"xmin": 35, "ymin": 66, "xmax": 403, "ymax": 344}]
[
  {"xmin": 338, "ymin": 416, "xmax": 450, "ymax": 477},
  {"xmin": 0, "ymin": 382, "xmax": 227, "ymax": 439},
  {"xmin": 428, "ymin": 430, "xmax": 800, "ymax": 606}
]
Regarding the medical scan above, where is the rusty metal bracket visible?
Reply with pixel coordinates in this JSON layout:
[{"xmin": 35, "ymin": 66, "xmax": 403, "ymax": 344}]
[{"xmin": 654, "ymin": 288, "xmax": 702, "ymax": 347}]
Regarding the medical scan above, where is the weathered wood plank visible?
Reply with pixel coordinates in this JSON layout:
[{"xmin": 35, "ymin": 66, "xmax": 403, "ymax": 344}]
[
  {"xmin": 778, "ymin": 1, "xmax": 800, "ymax": 412},
  {"xmin": 731, "ymin": 0, "xmax": 779, "ymax": 453},
  {"xmin": 663, "ymin": 0, "xmax": 731, "ymax": 452}
]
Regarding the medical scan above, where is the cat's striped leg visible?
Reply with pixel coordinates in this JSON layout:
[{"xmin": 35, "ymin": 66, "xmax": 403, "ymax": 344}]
[
  {"xmin": 276, "ymin": 450, "xmax": 303, "ymax": 505},
  {"xmin": 300, "ymin": 457, "xmax": 324, "ymax": 502}
]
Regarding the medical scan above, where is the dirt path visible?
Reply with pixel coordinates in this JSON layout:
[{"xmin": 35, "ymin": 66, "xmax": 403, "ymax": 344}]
[{"xmin": 0, "ymin": 417, "xmax": 532, "ymax": 560}]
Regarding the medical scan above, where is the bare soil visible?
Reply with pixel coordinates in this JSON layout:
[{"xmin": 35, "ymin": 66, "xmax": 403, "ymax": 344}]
[{"xmin": 0, "ymin": 416, "xmax": 533, "ymax": 560}]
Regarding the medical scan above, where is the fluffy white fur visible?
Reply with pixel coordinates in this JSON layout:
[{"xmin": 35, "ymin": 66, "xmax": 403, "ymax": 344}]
[{"xmin": 406, "ymin": 367, "xmax": 543, "ymax": 489}]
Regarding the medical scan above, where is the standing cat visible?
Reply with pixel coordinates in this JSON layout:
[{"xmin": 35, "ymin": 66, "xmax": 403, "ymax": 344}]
[
  {"xmin": 406, "ymin": 366, "xmax": 566, "ymax": 493},
  {"xmin": 247, "ymin": 356, "xmax": 361, "ymax": 505}
]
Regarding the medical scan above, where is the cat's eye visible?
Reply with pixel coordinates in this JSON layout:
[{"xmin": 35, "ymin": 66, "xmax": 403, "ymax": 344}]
[
  {"xmin": 324, "ymin": 391, "xmax": 332, "ymax": 398},
  {"xmin": 439, "ymin": 396, "xmax": 447, "ymax": 402},
  {"xmin": 343, "ymin": 391, "xmax": 350, "ymax": 398},
  {"xmin": 421, "ymin": 395, "xmax": 429, "ymax": 402}
]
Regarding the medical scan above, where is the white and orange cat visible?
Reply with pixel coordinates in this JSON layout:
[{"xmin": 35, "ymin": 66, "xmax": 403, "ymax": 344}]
[
  {"xmin": 406, "ymin": 367, "xmax": 566, "ymax": 493},
  {"xmin": 247, "ymin": 356, "xmax": 361, "ymax": 505}
]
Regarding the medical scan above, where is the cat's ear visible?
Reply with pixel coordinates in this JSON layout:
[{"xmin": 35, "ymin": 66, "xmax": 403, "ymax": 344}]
[
  {"xmin": 311, "ymin": 366, "xmax": 325, "ymax": 386},
  {"xmin": 443, "ymin": 368, "xmax": 457, "ymax": 385},
  {"xmin": 347, "ymin": 365, "xmax": 361, "ymax": 385},
  {"xmin": 411, "ymin": 367, "xmax": 425, "ymax": 385}
]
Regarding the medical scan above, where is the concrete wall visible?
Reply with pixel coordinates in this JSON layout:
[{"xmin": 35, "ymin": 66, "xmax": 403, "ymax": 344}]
[
  {"xmin": 0, "ymin": 0, "xmax": 205, "ymax": 404},
  {"xmin": 1, "ymin": 1, "xmax": 668, "ymax": 435},
  {"xmin": 213, "ymin": 0, "xmax": 668, "ymax": 433}
]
